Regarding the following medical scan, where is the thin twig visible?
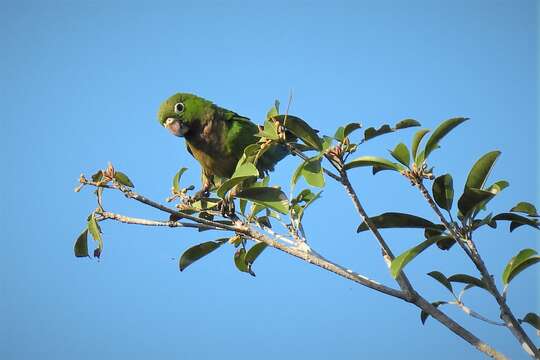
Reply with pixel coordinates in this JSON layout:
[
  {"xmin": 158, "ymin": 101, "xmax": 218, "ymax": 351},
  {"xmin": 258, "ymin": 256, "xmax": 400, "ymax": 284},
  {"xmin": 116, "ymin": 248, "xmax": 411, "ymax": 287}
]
[
  {"xmin": 252, "ymin": 222, "xmax": 296, "ymax": 246},
  {"xmin": 414, "ymin": 297, "xmax": 507, "ymax": 359},
  {"xmin": 448, "ymin": 301, "xmax": 506, "ymax": 327},
  {"xmin": 98, "ymin": 211, "xmax": 220, "ymax": 231},
  {"xmin": 416, "ymin": 181, "xmax": 539, "ymax": 358}
]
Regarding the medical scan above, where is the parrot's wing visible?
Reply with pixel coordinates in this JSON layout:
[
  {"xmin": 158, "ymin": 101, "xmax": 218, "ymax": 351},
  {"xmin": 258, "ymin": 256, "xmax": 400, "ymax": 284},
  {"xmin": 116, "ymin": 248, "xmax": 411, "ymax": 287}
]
[{"xmin": 222, "ymin": 108, "xmax": 253, "ymax": 124}]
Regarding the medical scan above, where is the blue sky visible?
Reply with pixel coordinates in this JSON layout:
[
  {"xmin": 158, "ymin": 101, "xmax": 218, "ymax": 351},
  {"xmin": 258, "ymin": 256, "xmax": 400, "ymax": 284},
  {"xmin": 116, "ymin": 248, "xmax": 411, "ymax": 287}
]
[{"xmin": 1, "ymin": 1, "xmax": 538, "ymax": 359}]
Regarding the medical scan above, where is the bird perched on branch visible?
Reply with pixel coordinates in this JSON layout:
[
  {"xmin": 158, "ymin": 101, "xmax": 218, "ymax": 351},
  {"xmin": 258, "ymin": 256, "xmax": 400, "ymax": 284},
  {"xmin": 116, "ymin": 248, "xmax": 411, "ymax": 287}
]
[{"xmin": 157, "ymin": 93, "xmax": 289, "ymax": 199}]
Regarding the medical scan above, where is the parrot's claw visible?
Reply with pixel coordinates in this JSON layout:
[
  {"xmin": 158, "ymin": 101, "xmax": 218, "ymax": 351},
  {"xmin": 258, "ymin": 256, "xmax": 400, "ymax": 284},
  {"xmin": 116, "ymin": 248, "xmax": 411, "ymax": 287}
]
[
  {"xmin": 217, "ymin": 196, "xmax": 235, "ymax": 217},
  {"xmin": 179, "ymin": 188, "xmax": 209, "ymax": 206},
  {"xmin": 192, "ymin": 189, "xmax": 210, "ymax": 201}
]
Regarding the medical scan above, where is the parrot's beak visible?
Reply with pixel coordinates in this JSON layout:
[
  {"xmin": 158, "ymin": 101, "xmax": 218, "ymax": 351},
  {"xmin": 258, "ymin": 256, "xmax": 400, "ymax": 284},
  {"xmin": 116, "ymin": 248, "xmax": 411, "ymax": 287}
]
[{"xmin": 164, "ymin": 117, "xmax": 188, "ymax": 137}]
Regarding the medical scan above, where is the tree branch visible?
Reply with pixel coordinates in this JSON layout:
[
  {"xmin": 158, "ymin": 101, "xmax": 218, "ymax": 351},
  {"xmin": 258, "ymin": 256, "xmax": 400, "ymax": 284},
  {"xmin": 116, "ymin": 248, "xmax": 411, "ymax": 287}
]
[
  {"xmin": 88, "ymin": 184, "xmax": 408, "ymax": 301},
  {"xmin": 414, "ymin": 297, "xmax": 507, "ymax": 359},
  {"xmin": 79, "ymin": 170, "xmax": 510, "ymax": 359}
]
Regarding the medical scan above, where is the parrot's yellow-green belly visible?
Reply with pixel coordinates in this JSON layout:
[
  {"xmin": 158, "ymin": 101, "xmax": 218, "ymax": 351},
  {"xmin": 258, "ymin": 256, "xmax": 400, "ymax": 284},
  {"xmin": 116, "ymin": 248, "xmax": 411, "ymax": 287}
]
[{"xmin": 188, "ymin": 144, "xmax": 238, "ymax": 178}]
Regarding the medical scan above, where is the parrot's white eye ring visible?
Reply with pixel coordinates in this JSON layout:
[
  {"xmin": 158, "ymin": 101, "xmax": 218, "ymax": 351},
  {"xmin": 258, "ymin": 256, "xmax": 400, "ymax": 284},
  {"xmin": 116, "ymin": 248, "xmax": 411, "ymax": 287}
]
[{"xmin": 174, "ymin": 102, "xmax": 185, "ymax": 114}]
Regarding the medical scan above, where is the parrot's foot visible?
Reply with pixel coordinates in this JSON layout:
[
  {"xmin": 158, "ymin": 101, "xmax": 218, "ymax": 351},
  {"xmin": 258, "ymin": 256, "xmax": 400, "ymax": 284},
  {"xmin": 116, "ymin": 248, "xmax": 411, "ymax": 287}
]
[
  {"xmin": 179, "ymin": 188, "xmax": 209, "ymax": 206},
  {"xmin": 218, "ymin": 196, "xmax": 236, "ymax": 217},
  {"xmin": 192, "ymin": 188, "xmax": 210, "ymax": 201}
]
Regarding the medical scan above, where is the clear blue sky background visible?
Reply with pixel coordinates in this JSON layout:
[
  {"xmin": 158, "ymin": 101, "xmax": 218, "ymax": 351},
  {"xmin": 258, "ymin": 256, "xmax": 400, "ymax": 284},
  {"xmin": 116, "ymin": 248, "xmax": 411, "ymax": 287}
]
[{"xmin": 1, "ymin": 1, "xmax": 538, "ymax": 359}]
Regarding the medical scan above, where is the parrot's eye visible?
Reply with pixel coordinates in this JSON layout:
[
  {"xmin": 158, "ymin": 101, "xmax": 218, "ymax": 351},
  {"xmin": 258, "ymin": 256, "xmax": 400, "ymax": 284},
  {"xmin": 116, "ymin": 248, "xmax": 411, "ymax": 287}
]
[{"xmin": 174, "ymin": 102, "xmax": 185, "ymax": 114}]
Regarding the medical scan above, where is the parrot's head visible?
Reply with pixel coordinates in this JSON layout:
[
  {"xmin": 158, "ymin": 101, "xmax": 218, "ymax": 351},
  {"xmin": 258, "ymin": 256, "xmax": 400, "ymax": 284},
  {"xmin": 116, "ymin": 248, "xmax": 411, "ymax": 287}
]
[{"xmin": 157, "ymin": 93, "xmax": 212, "ymax": 137}]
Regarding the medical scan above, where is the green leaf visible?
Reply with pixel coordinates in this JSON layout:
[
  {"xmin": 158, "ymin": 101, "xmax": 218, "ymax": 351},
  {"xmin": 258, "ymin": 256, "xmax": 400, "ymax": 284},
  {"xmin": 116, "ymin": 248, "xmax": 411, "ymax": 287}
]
[
  {"xmin": 281, "ymin": 115, "xmax": 322, "ymax": 151},
  {"xmin": 261, "ymin": 119, "xmax": 280, "ymax": 140},
  {"xmin": 216, "ymin": 163, "xmax": 259, "ymax": 198},
  {"xmin": 291, "ymin": 189, "xmax": 315, "ymax": 205},
  {"xmin": 301, "ymin": 157, "xmax": 325, "ymax": 187},
  {"xmin": 427, "ymin": 271, "xmax": 454, "ymax": 294},
  {"xmin": 291, "ymin": 160, "xmax": 305, "ymax": 188},
  {"xmin": 321, "ymin": 136, "xmax": 333, "ymax": 152},
  {"xmin": 240, "ymin": 199, "xmax": 247, "ymax": 215},
  {"xmin": 424, "ymin": 117, "xmax": 468, "ymax": 159},
  {"xmin": 295, "ymin": 190, "xmax": 322, "ymax": 222},
  {"xmin": 335, "ymin": 123, "xmax": 362, "ymax": 142},
  {"xmin": 234, "ymin": 248, "xmax": 253, "ymax": 275},
  {"xmin": 502, "ymin": 248, "xmax": 540, "ymax": 285},
  {"xmin": 244, "ymin": 242, "xmax": 268, "ymax": 276},
  {"xmin": 243, "ymin": 143, "xmax": 263, "ymax": 158},
  {"xmin": 432, "ymin": 174, "xmax": 454, "ymax": 211},
  {"xmin": 389, "ymin": 236, "xmax": 445, "ymax": 278},
  {"xmin": 411, "ymin": 129, "xmax": 430, "ymax": 161},
  {"xmin": 389, "ymin": 143, "xmax": 410, "ymax": 167},
  {"xmin": 457, "ymin": 188, "xmax": 494, "ymax": 219},
  {"xmin": 216, "ymin": 177, "xmax": 248, "ymax": 199},
  {"xmin": 363, "ymin": 124, "xmax": 393, "ymax": 141},
  {"xmin": 447, "ymin": 274, "xmax": 489, "ymax": 292},
  {"xmin": 357, "ymin": 212, "xmax": 444, "ymax": 232},
  {"xmin": 245, "ymin": 242, "xmax": 268, "ymax": 266},
  {"xmin": 179, "ymin": 239, "xmax": 227, "ymax": 271},
  {"xmin": 235, "ymin": 187, "xmax": 289, "ymax": 214},
  {"xmin": 334, "ymin": 126, "xmax": 345, "ymax": 142},
  {"xmin": 87, "ymin": 212, "xmax": 103, "ymax": 257},
  {"xmin": 485, "ymin": 180, "xmax": 509, "ymax": 195},
  {"xmin": 464, "ymin": 151, "xmax": 501, "ymax": 190},
  {"xmin": 343, "ymin": 122, "xmax": 362, "ymax": 139},
  {"xmin": 172, "ymin": 167, "xmax": 187, "ymax": 192},
  {"xmin": 423, "ymin": 228, "xmax": 455, "ymax": 250},
  {"xmin": 510, "ymin": 202, "xmax": 539, "ymax": 217},
  {"xmin": 423, "ymin": 229, "xmax": 455, "ymax": 252},
  {"xmin": 113, "ymin": 171, "xmax": 134, "ymax": 187},
  {"xmin": 266, "ymin": 102, "xmax": 279, "ymax": 120},
  {"xmin": 256, "ymin": 216, "xmax": 272, "ymax": 228},
  {"xmin": 520, "ymin": 313, "xmax": 540, "ymax": 331},
  {"xmin": 372, "ymin": 165, "xmax": 393, "ymax": 175},
  {"xmin": 434, "ymin": 236, "xmax": 456, "ymax": 250},
  {"xmin": 232, "ymin": 162, "xmax": 259, "ymax": 179},
  {"xmin": 74, "ymin": 229, "xmax": 89, "ymax": 257},
  {"xmin": 471, "ymin": 213, "xmax": 496, "ymax": 231},
  {"xmin": 415, "ymin": 149, "xmax": 426, "ymax": 166},
  {"xmin": 228, "ymin": 235, "xmax": 243, "ymax": 247},
  {"xmin": 344, "ymin": 156, "xmax": 402, "ymax": 172},
  {"xmin": 191, "ymin": 198, "xmax": 221, "ymax": 211},
  {"xmin": 395, "ymin": 118, "xmax": 421, "ymax": 129},
  {"xmin": 250, "ymin": 203, "xmax": 267, "ymax": 217},
  {"xmin": 492, "ymin": 213, "xmax": 540, "ymax": 232},
  {"xmin": 421, "ymin": 301, "xmax": 447, "ymax": 325}
]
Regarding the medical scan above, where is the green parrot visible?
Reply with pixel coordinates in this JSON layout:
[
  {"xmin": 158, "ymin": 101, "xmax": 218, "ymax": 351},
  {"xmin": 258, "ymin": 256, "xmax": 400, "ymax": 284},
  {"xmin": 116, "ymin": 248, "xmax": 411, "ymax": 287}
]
[{"xmin": 157, "ymin": 93, "xmax": 289, "ymax": 198}]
